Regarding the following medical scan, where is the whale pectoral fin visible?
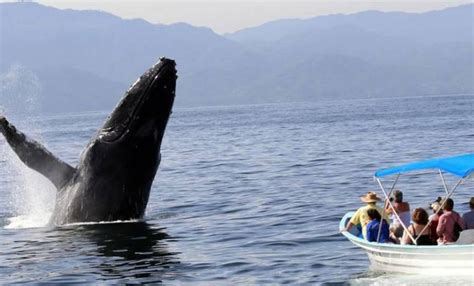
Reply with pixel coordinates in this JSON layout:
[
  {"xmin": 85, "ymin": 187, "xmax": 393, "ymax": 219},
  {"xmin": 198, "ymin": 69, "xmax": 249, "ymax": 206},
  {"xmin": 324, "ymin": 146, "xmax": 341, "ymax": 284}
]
[{"xmin": 0, "ymin": 116, "xmax": 76, "ymax": 189}]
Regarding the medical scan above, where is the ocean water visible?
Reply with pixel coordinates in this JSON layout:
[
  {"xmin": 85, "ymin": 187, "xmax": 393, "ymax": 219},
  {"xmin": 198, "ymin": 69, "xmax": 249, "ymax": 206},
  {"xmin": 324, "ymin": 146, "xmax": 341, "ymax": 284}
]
[{"xmin": 0, "ymin": 95, "xmax": 473, "ymax": 285}]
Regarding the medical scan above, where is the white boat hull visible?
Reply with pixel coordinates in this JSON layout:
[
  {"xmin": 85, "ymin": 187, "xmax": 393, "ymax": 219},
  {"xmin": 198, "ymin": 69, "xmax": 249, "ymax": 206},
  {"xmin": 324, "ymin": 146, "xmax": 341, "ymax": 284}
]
[{"xmin": 340, "ymin": 212, "xmax": 474, "ymax": 275}]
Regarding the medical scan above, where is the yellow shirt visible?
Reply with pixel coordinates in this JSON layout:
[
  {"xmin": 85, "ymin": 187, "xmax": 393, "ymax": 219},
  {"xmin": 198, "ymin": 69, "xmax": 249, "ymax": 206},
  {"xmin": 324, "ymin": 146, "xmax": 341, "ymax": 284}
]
[{"xmin": 350, "ymin": 204, "xmax": 390, "ymax": 239}]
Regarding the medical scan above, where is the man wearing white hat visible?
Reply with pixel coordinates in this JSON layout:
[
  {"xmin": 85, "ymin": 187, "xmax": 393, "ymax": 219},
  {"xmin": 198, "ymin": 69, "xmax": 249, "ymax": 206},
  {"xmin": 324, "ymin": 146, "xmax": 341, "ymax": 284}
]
[{"xmin": 343, "ymin": 191, "xmax": 390, "ymax": 240}]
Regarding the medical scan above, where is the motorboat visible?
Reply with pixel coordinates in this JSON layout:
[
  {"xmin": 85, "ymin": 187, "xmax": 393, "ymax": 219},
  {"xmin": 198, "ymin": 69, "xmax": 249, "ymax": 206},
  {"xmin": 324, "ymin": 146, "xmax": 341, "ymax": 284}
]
[{"xmin": 340, "ymin": 153, "xmax": 474, "ymax": 275}]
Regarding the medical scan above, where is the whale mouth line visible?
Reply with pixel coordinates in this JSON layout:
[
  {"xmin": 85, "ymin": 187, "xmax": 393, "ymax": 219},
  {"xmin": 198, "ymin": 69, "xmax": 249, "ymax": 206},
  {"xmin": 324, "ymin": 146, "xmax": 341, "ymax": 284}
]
[{"xmin": 100, "ymin": 60, "xmax": 175, "ymax": 143}]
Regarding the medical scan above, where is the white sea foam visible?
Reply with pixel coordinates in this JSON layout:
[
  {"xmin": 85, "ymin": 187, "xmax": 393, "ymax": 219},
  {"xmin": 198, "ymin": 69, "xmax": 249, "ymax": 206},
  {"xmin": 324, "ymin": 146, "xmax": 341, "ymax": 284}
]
[
  {"xmin": 5, "ymin": 216, "xmax": 142, "ymax": 229},
  {"xmin": 4, "ymin": 213, "xmax": 53, "ymax": 229},
  {"xmin": 63, "ymin": 219, "xmax": 143, "ymax": 227},
  {"xmin": 4, "ymin": 150, "xmax": 56, "ymax": 228}
]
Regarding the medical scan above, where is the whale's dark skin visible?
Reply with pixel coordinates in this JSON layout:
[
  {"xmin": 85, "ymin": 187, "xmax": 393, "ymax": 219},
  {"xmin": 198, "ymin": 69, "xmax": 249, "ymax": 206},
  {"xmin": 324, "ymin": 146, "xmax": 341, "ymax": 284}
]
[{"xmin": 0, "ymin": 58, "xmax": 177, "ymax": 225}]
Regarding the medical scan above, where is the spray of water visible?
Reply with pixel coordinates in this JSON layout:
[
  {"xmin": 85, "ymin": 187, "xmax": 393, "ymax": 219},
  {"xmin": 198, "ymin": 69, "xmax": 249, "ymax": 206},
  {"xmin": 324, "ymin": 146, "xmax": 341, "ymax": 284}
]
[{"xmin": 0, "ymin": 64, "xmax": 56, "ymax": 229}]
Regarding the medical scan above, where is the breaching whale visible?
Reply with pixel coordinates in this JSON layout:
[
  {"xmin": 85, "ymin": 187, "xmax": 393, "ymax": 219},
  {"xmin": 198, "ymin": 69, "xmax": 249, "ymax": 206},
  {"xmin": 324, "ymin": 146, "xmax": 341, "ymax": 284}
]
[{"xmin": 0, "ymin": 58, "xmax": 177, "ymax": 225}]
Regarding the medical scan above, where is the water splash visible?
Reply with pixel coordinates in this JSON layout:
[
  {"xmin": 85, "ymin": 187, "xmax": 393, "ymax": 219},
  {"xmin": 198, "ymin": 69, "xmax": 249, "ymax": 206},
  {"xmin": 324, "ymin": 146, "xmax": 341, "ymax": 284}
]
[{"xmin": 0, "ymin": 64, "xmax": 55, "ymax": 229}]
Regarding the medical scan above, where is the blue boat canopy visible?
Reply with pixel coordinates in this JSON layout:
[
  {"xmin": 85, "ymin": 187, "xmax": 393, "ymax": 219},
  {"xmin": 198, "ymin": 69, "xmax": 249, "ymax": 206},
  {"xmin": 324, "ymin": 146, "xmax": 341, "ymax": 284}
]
[{"xmin": 375, "ymin": 153, "xmax": 474, "ymax": 178}]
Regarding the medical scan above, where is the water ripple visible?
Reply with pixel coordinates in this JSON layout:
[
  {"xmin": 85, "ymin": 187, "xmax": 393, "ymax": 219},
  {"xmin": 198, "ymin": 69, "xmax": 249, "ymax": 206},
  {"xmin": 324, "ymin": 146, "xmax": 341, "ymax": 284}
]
[{"xmin": 1, "ymin": 96, "xmax": 474, "ymax": 284}]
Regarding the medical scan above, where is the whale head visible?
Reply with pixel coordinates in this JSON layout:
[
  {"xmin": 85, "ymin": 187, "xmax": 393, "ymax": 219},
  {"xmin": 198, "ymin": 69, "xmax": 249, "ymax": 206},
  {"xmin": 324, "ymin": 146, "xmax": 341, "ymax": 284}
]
[{"xmin": 99, "ymin": 57, "xmax": 177, "ymax": 145}]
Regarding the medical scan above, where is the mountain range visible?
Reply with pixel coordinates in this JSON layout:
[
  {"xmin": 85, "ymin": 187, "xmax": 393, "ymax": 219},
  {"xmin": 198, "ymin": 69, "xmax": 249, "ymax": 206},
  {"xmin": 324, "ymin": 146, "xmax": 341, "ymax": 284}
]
[{"xmin": 1, "ymin": 2, "xmax": 472, "ymax": 113}]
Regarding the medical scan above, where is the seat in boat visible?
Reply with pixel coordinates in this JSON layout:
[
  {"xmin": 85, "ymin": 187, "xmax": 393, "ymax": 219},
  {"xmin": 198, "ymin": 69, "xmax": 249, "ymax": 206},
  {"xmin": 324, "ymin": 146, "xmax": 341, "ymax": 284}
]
[{"xmin": 454, "ymin": 229, "xmax": 474, "ymax": 244}]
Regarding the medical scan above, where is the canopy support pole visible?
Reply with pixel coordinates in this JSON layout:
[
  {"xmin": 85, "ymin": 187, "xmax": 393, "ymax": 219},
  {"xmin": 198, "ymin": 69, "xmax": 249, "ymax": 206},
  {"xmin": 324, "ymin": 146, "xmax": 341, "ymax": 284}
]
[
  {"xmin": 376, "ymin": 174, "xmax": 399, "ymax": 242},
  {"xmin": 439, "ymin": 170, "xmax": 449, "ymax": 195}
]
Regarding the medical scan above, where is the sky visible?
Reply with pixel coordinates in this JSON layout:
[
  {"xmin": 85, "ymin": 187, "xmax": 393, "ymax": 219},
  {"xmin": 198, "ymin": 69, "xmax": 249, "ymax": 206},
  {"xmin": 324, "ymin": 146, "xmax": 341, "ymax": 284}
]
[{"xmin": 5, "ymin": 0, "xmax": 473, "ymax": 33}]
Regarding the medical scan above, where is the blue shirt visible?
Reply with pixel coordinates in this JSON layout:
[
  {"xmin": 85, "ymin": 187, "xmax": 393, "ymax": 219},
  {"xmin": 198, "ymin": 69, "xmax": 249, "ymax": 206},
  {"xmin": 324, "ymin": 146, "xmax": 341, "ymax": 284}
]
[{"xmin": 366, "ymin": 219, "xmax": 390, "ymax": 243}]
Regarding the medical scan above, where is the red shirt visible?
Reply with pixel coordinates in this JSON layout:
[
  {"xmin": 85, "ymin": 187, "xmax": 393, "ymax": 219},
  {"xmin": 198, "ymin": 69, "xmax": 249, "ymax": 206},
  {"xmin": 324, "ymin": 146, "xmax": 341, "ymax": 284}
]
[
  {"xmin": 429, "ymin": 213, "xmax": 441, "ymax": 242},
  {"xmin": 436, "ymin": 211, "xmax": 465, "ymax": 243}
]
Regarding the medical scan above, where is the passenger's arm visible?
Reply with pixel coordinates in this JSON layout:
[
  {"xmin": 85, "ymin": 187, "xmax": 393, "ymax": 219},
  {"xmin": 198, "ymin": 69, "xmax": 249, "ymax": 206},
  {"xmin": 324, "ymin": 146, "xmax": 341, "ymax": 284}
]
[
  {"xmin": 437, "ymin": 216, "xmax": 446, "ymax": 236},
  {"xmin": 401, "ymin": 228, "xmax": 412, "ymax": 245},
  {"xmin": 461, "ymin": 214, "xmax": 468, "ymax": 229},
  {"xmin": 384, "ymin": 201, "xmax": 393, "ymax": 215},
  {"xmin": 342, "ymin": 221, "xmax": 354, "ymax": 232},
  {"xmin": 457, "ymin": 214, "xmax": 465, "ymax": 230}
]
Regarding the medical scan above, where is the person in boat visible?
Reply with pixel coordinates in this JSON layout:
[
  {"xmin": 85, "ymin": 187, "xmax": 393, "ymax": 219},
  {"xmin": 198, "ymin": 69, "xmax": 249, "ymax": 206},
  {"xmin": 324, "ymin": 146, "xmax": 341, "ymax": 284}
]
[
  {"xmin": 436, "ymin": 198, "xmax": 465, "ymax": 244},
  {"xmin": 366, "ymin": 208, "xmax": 390, "ymax": 243},
  {"xmin": 401, "ymin": 208, "xmax": 435, "ymax": 245},
  {"xmin": 461, "ymin": 197, "xmax": 474, "ymax": 229},
  {"xmin": 384, "ymin": 190, "xmax": 410, "ymax": 239},
  {"xmin": 428, "ymin": 200, "xmax": 443, "ymax": 242},
  {"xmin": 343, "ymin": 192, "xmax": 390, "ymax": 239},
  {"xmin": 428, "ymin": 197, "xmax": 443, "ymax": 221}
]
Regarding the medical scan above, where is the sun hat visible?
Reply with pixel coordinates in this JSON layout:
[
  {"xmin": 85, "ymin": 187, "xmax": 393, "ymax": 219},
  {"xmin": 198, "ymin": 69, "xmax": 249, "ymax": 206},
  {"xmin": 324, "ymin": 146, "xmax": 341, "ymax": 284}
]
[
  {"xmin": 430, "ymin": 201, "xmax": 441, "ymax": 212},
  {"xmin": 360, "ymin": 191, "xmax": 381, "ymax": 203}
]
